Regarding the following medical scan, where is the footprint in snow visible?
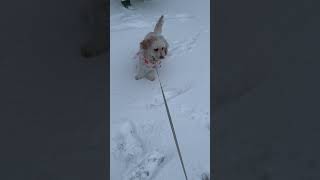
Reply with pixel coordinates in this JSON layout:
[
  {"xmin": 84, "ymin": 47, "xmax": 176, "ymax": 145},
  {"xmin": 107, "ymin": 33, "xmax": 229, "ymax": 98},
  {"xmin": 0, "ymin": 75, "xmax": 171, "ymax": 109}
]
[
  {"xmin": 156, "ymin": 13, "xmax": 195, "ymax": 23},
  {"xmin": 190, "ymin": 109, "xmax": 210, "ymax": 132},
  {"xmin": 112, "ymin": 121, "xmax": 145, "ymax": 164},
  {"xmin": 111, "ymin": 13, "xmax": 195, "ymax": 32},
  {"xmin": 111, "ymin": 13, "xmax": 151, "ymax": 32},
  {"xmin": 123, "ymin": 150, "xmax": 166, "ymax": 180},
  {"xmin": 168, "ymin": 32, "xmax": 201, "ymax": 58},
  {"xmin": 177, "ymin": 105, "xmax": 210, "ymax": 132},
  {"xmin": 149, "ymin": 83, "xmax": 193, "ymax": 108}
]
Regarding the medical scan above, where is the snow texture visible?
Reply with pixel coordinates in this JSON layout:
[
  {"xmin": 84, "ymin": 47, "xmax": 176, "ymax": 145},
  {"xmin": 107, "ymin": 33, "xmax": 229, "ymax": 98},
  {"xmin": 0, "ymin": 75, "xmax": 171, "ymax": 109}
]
[
  {"xmin": 111, "ymin": 0, "xmax": 210, "ymax": 179},
  {"xmin": 123, "ymin": 151, "xmax": 166, "ymax": 180}
]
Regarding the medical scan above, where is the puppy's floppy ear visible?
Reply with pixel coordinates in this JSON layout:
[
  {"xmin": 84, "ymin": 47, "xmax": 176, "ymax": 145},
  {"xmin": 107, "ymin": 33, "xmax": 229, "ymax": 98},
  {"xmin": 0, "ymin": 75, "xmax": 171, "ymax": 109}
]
[
  {"xmin": 140, "ymin": 39, "xmax": 151, "ymax": 49},
  {"xmin": 140, "ymin": 36, "xmax": 156, "ymax": 50}
]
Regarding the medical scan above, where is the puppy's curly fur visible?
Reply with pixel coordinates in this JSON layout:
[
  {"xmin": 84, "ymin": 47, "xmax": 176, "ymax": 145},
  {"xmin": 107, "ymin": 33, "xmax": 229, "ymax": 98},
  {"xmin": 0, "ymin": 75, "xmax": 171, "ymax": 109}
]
[{"xmin": 135, "ymin": 15, "xmax": 169, "ymax": 81}]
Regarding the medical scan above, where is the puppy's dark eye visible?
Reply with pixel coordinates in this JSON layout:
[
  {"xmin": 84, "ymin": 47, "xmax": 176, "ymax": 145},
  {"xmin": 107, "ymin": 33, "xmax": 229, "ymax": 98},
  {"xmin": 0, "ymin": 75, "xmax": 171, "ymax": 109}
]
[
  {"xmin": 154, "ymin": 48, "xmax": 158, "ymax": 51},
  {"xmin": 162, "ymin": 47, "xmax": 164, "ymax": 50}
]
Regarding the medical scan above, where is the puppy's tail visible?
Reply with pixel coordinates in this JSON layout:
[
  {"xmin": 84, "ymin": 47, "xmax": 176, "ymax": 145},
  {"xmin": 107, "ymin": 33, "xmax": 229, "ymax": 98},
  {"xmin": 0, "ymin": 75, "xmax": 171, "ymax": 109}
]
[{"xmin": 154, "ymin": 15, "xmax": 164, "ymax": 34}]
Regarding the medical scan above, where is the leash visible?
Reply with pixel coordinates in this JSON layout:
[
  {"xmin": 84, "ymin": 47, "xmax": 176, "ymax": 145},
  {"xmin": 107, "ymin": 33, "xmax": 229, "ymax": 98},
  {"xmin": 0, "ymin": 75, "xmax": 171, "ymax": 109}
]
[{"xmin": 155, "ymin": 67, "xmax": 189, "ymax": 180}]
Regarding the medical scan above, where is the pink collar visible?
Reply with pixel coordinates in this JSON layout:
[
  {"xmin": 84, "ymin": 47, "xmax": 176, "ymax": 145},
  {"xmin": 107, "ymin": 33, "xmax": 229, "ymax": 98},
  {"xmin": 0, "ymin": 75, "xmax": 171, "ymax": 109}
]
[
  {"xmin": 143, "ymin": 57, "xmax": 161, "ymax": 68},
  {"xmin": 135, "ymin": 51, "xmax": 161, "ymax": 68}
]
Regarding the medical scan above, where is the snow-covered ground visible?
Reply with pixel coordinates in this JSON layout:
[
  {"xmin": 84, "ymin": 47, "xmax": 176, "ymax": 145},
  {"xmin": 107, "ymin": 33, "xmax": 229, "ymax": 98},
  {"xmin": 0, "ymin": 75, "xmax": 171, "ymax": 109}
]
[{"xmin": 110, "ymin": 0, "xmax": 210, "ymax": 179}]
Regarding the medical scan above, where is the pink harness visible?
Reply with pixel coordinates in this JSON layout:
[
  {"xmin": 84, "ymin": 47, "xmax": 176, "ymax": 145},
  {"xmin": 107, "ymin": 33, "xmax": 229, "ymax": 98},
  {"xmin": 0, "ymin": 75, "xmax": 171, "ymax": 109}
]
[
  {"xmin": 135, "ymin": 51, "xmax": 161, "ymax": 68},
  {"xmin": 143, "ymin": 57, "xmax": 161, "ymax": 68}
]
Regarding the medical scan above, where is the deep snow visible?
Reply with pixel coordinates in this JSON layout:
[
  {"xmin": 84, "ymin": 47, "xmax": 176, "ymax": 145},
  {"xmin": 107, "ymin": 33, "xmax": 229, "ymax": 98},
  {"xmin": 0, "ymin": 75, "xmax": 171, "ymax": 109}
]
[{"xmin": 110, "ymin": 0, "xmax": 210, "ymax": 179}]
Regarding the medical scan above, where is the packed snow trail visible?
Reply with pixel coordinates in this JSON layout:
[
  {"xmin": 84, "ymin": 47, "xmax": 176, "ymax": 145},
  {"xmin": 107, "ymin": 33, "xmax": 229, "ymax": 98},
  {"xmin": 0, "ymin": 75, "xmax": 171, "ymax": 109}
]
[{"xmin": 110, "ymin": 0, "xmax": 210, "ymax": 179}]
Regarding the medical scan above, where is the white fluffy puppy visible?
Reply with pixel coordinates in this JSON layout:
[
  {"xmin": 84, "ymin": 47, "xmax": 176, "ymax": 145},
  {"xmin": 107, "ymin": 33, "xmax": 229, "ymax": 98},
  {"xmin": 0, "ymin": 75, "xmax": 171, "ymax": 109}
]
[{"xmin": 135, "ymin": 15, "xmax": 169, "ymax": 81}]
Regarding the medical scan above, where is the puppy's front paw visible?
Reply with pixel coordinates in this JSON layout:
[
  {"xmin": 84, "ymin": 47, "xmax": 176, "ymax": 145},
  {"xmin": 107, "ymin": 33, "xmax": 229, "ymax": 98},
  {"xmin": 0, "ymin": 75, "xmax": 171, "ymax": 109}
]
[
  {"xmin": 146, "ymin": 72, "xmax": 156, "ymax": 81},
  {"xmin": 146, "ymin": 75, "xmax": 155, "ymax": 81},
  {"xmin": 135, "ymin": 75, "xmax": 142, "ymax": 80}
]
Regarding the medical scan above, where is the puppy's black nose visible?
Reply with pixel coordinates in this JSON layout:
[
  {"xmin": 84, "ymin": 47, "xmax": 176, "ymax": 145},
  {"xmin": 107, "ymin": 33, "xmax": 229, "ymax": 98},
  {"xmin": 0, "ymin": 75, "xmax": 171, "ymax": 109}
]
[{"xmin": 160, "ymin": 56, "xmax": 164, "ymax": 59}]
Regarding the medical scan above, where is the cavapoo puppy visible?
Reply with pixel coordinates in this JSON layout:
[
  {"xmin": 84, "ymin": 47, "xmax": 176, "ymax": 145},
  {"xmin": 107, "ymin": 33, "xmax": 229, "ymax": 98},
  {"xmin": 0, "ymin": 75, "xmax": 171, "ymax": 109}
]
[{"xmin": 135, "ymin": 15, "xmax": 169, "ymax": 81}]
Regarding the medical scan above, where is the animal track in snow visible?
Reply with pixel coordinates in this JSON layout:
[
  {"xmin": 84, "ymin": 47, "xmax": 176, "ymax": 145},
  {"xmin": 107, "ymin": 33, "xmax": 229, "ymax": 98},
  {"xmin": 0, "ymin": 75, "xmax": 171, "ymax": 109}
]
[
  {"xmin": 149, "ymin": 83, "xmax": 193, "ymax": 108},
  {"xmin": 155, "ymin": 13, "xmax": 195, "ymax": 23},
  {"xmin": 111, "ymin": 121, "xmax": 145, "ymax": 165},
  {"xmin": 123, "ymin": 151, "xmax": 166, "ymax": 180},
  {"xmin": 177, "ymin": 105, "xmax": 210, "ymax": 131},
  {"xmin": 168, "ymin": 32, "xmax": 201, "ymax": 58},
  {"xmin": 111, "ymin": 13, "xmax": 195, "ymax": 32},
  {"xmin": 111, "ymin": 13, "xmax": 151, "ymax": 32}
]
